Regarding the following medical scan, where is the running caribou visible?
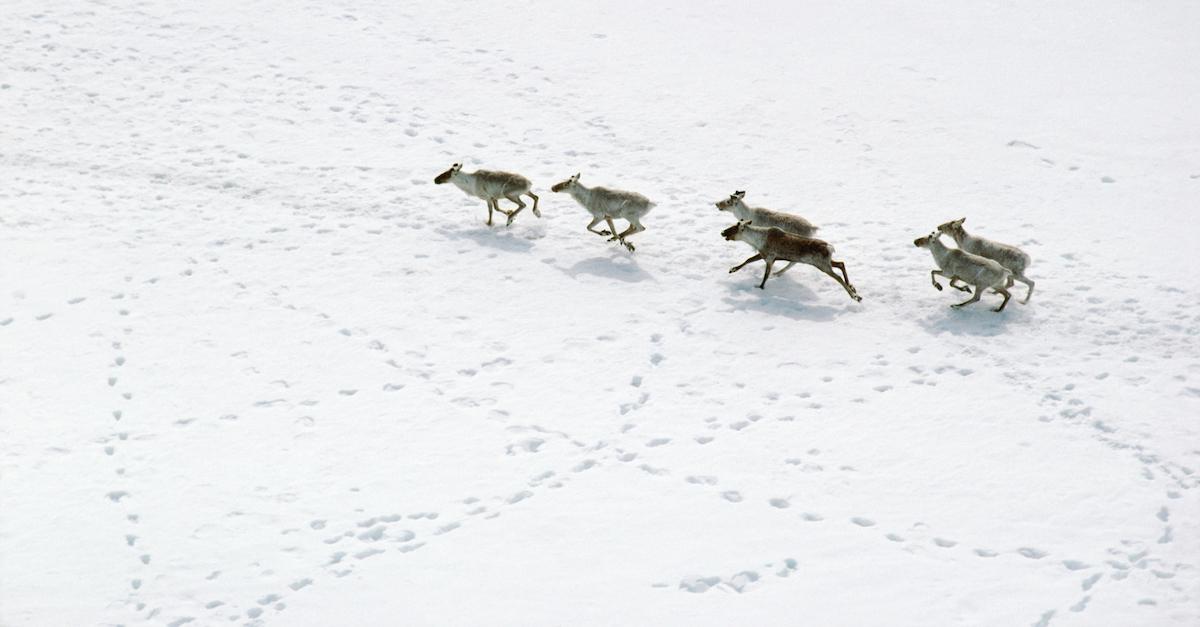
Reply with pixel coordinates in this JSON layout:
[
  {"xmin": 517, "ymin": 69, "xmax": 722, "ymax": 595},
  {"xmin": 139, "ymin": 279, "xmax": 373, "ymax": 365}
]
[
  {"xmin": 937, "ymin": 217, "xmax": 1035, "ymax": 303},
  {"xmin": 722, "ymin": 220, "xmax": 862, "ymax": 301},
  {"xmin": 434, "ymin": 163, "xmax": 540, "ymax": 227},
  {"xmin": 914, "ymin": 231, "xmax": 1013, "ymax": 312},
  {"xmin": 552, "ymin": 173, "xmax": 654, "ymax": 252}
]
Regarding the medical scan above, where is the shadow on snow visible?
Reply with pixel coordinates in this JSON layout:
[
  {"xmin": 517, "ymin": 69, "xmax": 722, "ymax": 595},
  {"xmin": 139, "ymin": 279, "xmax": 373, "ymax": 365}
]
[
  {"xmin": 560, "ymin": 255, "xmax": 655, "ymax": 283},
  {"xmin": 720, "ymin": 274, "xmax": 858, "ymax": 322},
  {"xmin": 438, "ymin": 226, "xmax": 536, "ymax": 253},
  {"xmin": 916, "ymin": 300, "xmax": 1027, "ymax": 337}
]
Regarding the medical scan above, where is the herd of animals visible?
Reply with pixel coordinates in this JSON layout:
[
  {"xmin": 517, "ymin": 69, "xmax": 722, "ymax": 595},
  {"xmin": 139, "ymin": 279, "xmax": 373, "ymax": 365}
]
[{"xmin": 434, "ymin": 163, "xmax": 1036, "ymax": 312}]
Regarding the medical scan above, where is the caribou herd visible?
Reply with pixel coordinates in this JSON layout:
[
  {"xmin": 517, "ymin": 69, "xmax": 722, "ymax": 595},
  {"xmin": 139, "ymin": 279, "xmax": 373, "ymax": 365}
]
[{"xmin": 434, "ymin": 163, "xmax": 1035, "ymax": 312}]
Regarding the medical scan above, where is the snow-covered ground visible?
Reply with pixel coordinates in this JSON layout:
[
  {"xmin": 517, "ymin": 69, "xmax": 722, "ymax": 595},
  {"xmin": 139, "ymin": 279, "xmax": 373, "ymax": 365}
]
[{"xmin": 2, "ymin": 1, "xmax": 1199, "ymax": 625}]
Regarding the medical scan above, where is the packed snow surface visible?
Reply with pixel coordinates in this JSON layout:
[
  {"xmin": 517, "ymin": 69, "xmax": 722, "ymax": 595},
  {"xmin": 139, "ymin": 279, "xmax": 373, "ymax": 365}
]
[{"xmin": 2, "ymin": 1, "xmax": 1199, "ymax": 625}]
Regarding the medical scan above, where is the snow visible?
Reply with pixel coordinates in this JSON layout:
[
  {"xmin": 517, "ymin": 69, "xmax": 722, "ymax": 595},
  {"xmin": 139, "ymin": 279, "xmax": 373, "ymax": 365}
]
[{"xmin": 2, "ymin": 0, "xmax": 1198, "ymax": 625}]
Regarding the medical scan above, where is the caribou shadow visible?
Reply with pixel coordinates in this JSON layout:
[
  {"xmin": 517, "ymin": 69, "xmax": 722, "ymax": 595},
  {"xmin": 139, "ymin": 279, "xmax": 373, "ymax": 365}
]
[
  {"xmin": 721, "ymin": 274, "xmax": 858, "ymax": 322},
  {"xmin": 916, "ymin": 302, "xmax": 1024, "ymax": 337},
  {"xmin": 438, "ymin": 226, "xmax": 535, "ymax": 253},
  {"xmin": 561, "ymin": 255, "xmax": 654, "ymax": 283}
]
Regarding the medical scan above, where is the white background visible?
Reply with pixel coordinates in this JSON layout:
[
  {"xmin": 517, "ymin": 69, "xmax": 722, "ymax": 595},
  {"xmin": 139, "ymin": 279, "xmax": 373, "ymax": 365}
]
[{"xmin": 2, "ymin": 1, "xmax": 1198, "ymax": 625}]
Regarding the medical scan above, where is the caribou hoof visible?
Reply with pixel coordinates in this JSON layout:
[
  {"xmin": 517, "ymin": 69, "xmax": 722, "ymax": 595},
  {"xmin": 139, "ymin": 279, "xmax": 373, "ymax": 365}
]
[{"xmin": 933, "ymin": 282, "xmax": 943, "ymax": 291}]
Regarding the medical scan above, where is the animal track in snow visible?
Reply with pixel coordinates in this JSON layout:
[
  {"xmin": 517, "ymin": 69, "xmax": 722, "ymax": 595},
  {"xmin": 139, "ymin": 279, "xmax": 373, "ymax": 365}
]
[
  {"xmin": 1017, "ymin": 547, "xmax": 1048, "ymax": 559},
  {"xmin": 506, "ymin": 438, "xmax": 544, "ymax": 455},
  {"xmin": 507, "ymin": 490, "xmax": 534, "ymax": 504},
  {"xmin": 677, "ymin": 557, "xmax": 797, "ymax": 594},
  {"xmin": 678, "ymin": 576, "xmax": 722, "ymax": 593}
]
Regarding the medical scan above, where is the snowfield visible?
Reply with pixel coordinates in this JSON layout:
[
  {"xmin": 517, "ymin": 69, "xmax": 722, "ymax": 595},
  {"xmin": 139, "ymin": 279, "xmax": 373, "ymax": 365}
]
[{"xmin": 2, "ymin": 1, "xmax": 1198, "ymax": 625}]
